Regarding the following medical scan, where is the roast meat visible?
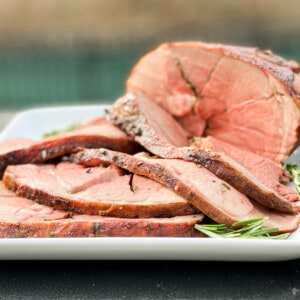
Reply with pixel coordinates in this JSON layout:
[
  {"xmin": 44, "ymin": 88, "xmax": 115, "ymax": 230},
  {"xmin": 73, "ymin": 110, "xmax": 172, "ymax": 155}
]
[
  {"xmin": 3, "ymin": 162, "xmax": 198, "ymax": 218},
  {"xmin": 106, "ymin": 92, "xmax": 300, "ymax": 213},
  {"xmin": 127, "ymin": 42, "xmax": 300, "ymax": 162},
  {"xmin": 72, "ymin": 148, "xmax": 299, "ymax": 233}
]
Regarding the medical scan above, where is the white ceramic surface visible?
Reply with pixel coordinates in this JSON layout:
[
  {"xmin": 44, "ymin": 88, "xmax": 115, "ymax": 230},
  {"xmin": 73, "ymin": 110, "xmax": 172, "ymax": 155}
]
[{"xmin": 0, "ymin": 105, "xmax": 299, "ymax": 261}]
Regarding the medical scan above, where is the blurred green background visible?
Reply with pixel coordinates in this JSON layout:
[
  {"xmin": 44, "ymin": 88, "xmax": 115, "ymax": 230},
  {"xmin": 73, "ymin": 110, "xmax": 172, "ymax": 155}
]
[{"xmin": 0, "ymin": 0, "xmax": 300, "ymax": 110}]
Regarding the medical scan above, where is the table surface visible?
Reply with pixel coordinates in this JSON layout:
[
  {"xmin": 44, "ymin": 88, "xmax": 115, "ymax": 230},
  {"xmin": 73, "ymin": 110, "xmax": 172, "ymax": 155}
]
[{"xmin": 0, "ymin": 111, "xmax": 300, "ymax": 300}]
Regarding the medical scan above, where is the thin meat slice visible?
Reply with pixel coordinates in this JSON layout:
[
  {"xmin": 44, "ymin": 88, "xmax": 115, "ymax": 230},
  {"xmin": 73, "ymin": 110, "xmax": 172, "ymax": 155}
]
[
  {"xmin": 0, "ymin": 182, "xmax": 68, "ymax": 222},
  {"xmin": 127, "ymin": 42, "xmax": 300, "ymax": 162},
  {"xmin": 72, "ymin": 148, "xmax": 299, "ymax": 233},
  {"xmin": 181, "ymin": 148, "xmax": 300, "ymax": 213},
  {"xmin": 107, "ymin": 93, "xmax": 300, "ymax": 213},
  {"xmin": 107, "ymin": 92, "xmax": 189, "ymax": 157},
  {"xmin": 191, "ymin": 136, "xmax": 297, "ymax": 202},
  {"xmin": 3, "ymin": 162, "xmax": 198, "ymax": 218},
  {"xmin": 0, "ymin": 183, "xmax": 203, "ymax": 238},
  {"xmin": 53, "ymin": 161, "xmax": 123, "ymax": 193},
  {"xmin": 0, "ymin": 138, "xmax": 35, "ymax": 155},
  {"xmin": 0, "ymin": 116, "xmax": 139, "ymax": 177},
  {"xmin": 0, "ymin": 214, "xmax": 204, "ymax": 238}
]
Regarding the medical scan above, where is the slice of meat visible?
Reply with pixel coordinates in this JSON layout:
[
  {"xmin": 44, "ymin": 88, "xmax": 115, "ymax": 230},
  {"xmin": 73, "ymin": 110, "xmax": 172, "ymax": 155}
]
[
  {"xmin": 0, "ymin": 182, "xmax": 68, "ymax": 222},
  {"xmin": 0, "ymin": 116, "xmax": 139, "ymax": 177},
  {"xmin": 0, "ymin": 138, "xmax": 35, "ymax": 155},
  {"xmin": 126, "ymin": 42, "xmax": 300, "ymax": 162},
  {"xmin": 0, "ymin": 182, "xmax": 203, "ymax": 238},
  {"xmin": 107, "ymin": 92, "xmax": 300, "ymax": 213},
  {"xmin": 3, "ymin": 162, "xmax": 198, "ymax": 218},
  {"xmin": 191, "ymin": 136, "xmax": 298, "ymax": 202},
  {"xmin": 107, "ymin": 92, "xmax": 189, "ymax": 157},
  {"xmin": 54, "ymin": 161, "xmax": 123, "ymax": 193},
  {"xmin": 72, "ymin": 148, "xmax": 299, "ymax": 233},
  {"xmin": 0, "ymin": 214, "xmax": 204, "ymax": 238},
  {"xmin": 181, "ymin": 148, "xmax": 300, "ymax": 213}
]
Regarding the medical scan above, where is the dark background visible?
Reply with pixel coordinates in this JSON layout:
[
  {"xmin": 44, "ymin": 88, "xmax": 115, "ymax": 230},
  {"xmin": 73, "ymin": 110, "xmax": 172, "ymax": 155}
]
[{"xmin": 0, "ymin": 0, "xmax": 299, "ymax": 110}]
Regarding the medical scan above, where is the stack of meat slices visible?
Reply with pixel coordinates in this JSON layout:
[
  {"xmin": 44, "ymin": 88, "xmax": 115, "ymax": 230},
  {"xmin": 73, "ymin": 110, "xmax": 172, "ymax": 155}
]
[
  {"xmin": 1, "ymin": 41, "xmax": 300, "ymax": 238},
  {"xmin": 0, "ymin": 117, "xmax": 203, "ymax": 238}
]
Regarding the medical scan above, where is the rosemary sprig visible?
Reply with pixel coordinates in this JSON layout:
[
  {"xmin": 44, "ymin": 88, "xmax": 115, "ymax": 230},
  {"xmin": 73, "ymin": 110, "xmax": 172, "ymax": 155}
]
[
  {"xmin": 283, "ymin": 163, "xmax": 300, "ymax": 197},
  {"xmin": 42, "ymin": 123, "xmax": 80, "ymax": 138},
  {"xmin": 195, "ymin": 217, "xmax": 290, "ymax": 239}
]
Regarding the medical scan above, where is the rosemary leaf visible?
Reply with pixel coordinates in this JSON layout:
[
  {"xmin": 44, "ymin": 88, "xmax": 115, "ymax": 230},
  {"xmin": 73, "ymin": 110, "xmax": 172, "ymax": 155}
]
[
  {"xmin": 240, "ymin": 227, "xmax": 279, "ymax": 238},
  {"xmin": 194, "ymin": 225, "xmax": 224, "ymax": 238},
  {"xmin": 283, "ymin": 163, "xmax": 300, "ymax": 197},
  {"xmin": 233, "ymin": 217, "xmax": 267, "ymax": 227},
  {"xmin": 265, "ymin": 233, "xmax": 291, "ymax": 240},
  {"xmin": 42, "ymin": 123, "xmax": 80, "ymax": 138}
]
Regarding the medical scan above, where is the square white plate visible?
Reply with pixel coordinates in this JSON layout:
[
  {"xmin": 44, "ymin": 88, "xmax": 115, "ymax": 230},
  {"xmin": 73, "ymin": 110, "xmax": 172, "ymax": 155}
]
[{"xmin": 0, "ymin": 105, "xmax": 300, "ymax": 261}]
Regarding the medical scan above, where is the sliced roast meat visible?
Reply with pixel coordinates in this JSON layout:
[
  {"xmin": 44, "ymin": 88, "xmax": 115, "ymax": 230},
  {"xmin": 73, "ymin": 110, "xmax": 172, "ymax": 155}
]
[
  {"xmin": 0, "ymin": 116, "xmax": 139, "ymax": 177},
  {"xmin": 0, "ymin": 182, "xmax": 202, "ymax": 238},
  {"xmin": 0, "ymin": 182, "xmax": 68, "ymax": 222},
  {"xmin": 72, "ymin": 148, "xmax": 299, "ymax": 233},
  {"xmin": 53, "ymin": 161, "xmax": 123, "ymax": 193},
  {"xmin": 3, "ymin": 162, "xmax": 198, "ymax": 218},
  {"xmin": 107, "ymin": 92, "xmax": 189, "ymax": 157},
  {"xmin": 0, "ymin": 138, "xmax": 35, "ymax": 155},
  {"xmin": 191, "ymin": 136, "xmax": 298, "ymax": 202},
  {"xmin": 181, "ymin": 148, "xmax": 300, "ymax": 213},
  {"xmin": 126, "ymin": 41, "xmax": 300, "ymax": 162},
  {"xmin": 0, "ymin": 214, "xmax": 204, "ymax": 238},
  {"xmin": 107, "ymin": 92, "xmax": 300, "ymax": 213}
]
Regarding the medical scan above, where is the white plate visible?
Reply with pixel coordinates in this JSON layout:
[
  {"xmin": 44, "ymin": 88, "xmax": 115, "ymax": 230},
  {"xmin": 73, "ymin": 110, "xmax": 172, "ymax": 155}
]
[{"xmin": 0, "ymin": 105, "xmax": 300, "ymax": 261}]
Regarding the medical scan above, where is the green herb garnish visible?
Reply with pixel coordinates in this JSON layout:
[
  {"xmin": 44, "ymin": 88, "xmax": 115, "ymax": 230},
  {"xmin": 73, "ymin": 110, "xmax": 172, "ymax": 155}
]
[
  {"xmin": 42, "ymin": 124, "xmax": 80, "ymax": 138},
  {"xmin": 195, "ymin": 217, "xmax": 290, "ymax": 239},
  {"xmin": 283, "ymin": 163, "xmax": 300, "ymax": 197}
]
